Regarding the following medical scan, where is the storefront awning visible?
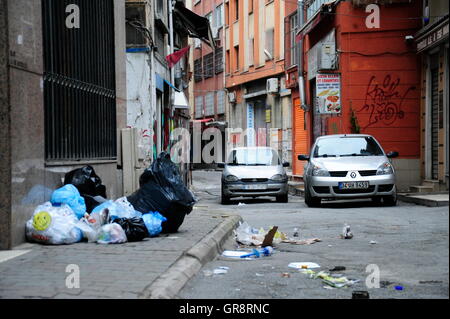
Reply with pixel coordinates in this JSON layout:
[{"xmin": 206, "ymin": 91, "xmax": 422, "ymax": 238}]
[
  {"xmin": 174, "ymin": 2, "xmax": 216, "ymax": 49},
  {"xmin": 295, "ymin": 0, "xmax": 338, "ymax": 42},
  {"xmin": 415, "ymin": 14, "xmax": 449, "ymax": 53}
]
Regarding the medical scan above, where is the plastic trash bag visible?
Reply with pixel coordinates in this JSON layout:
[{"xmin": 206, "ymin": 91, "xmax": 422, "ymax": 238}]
[
  {"xmin": 113, "ymin": 217, "xmax": 148, "ymax": 242},
  {"xmin": 50, "ymin": 184, "xmax": 86, "ymax": 220},
  {"xmin": 142, "ymin": 212, "xmax": 167, "ymax": 237},
  {"xmin": 90, "ymin": 198, "xmax": 141, "ymax": 226},
  {"xmin": 96, "ymin": 223, "xmax": 127, "ymax": 244},
  {"xmin": 235, "ymin": 222, "xmax": 265, "ymax": 246},
  {"xmin": 64, "ymin": 165, "xmax": 107, "ymax": 198},
  {"xmin": 26, "ymin": 202, "xmax": 83, "ymax": 245},
  {"xmin": 128, "ymin": 152, "xmax": 196, "ymax": 233},
  {"xmin": 76, "ymin": 217, "xmax": 98, "ymax": 243}
]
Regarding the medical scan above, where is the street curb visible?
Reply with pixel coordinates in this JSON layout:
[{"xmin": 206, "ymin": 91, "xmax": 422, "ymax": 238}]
[{"xmin": 139, "ymin": 214, "xmax": 242, "ymax": 299}]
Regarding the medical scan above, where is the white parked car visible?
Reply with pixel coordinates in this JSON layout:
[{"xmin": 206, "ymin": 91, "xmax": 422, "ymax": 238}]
[
  {"xmin": 298, "ymin": 134, "xmax": 399, "ymax": 207},
  {"xmin": 218, "ymin": 147, "xmax": 290, "ymax": 204}
]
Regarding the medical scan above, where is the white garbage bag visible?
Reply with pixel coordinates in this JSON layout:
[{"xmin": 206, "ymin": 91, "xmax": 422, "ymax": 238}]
[{"xmin": 26, "ymin": 202, "xmax": 83, "ymax": 245}]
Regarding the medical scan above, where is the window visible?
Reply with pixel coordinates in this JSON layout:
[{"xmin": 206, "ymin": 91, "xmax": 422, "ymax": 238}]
[
  {"xmin": 126, "ymin": 3, "xmax": 148, "ymax": 47},
  {"xmin": 203, "ymin": 53, "xmax": 214, "ymax": 78},
  {"xmin": 214, "ymin": 4, "xmax": 224, "ymax": 29},
  {"xmin": 313, "ymin": 137, "xmax": 384, "ymax": 158},
  {"xmin": 205, "ymin": 92, "xmax": 215, "ymax": 116},
  {"xmin": 290, "ymin": 13, "xmax": 299, "ymax": 66},
  {"xmin": 248, "ymin": 38, "xmax": 254, "ymax": 66},
  {"xmin": 43, "ymin": 0, "xmax": 116, "ymax": 161},
  {"xmin": 215, "ymin": 48, "xmax": 224, "ymax": 74},
  {"xmin": 234, "ymin": 45, "xmax": 240, "ymax": 71},
  {"xmin": 156, "ymin": 0, "xmax": 164, "ymax": 15},
  {"xmin": 155, "ymin": 27, "xmax": 166, "ymax": 57},
  {"xmin": 194, "ymin": 58, "xmax": 203, "ymax": 82},
  {"xmin": 234, "ymin": 0, "xmax": 239, "ymax": 21},
  {"xmin": 265, "ymin": 29, "xmax": 274, "ymax": 61},
  {"xmin": 217, "ymin": 90, "xmax": 225, "ymax": 114},
  {"xmin": 249, "ymin": 0, "xmax": 253, "ymax": 14},
  {"xmin": 195, "ymin": 96, "xmax": 203, "ymax": 118},
  {"xmin": 226, "ymin": 49, "xmax": 230, "ymax": 74}
]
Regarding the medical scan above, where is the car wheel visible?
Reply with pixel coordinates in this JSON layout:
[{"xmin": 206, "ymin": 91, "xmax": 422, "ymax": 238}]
[
  {"xmin": 383, "ymin": 193, "xmax": 397, "ymax": 206},
  {"xmin": 304, "ymin": 184, "xmax": 321, "ymax": 207},
  {"xmin": 221, "ymin": 185, "xmax": 230, "ymax": 205},
  {"xmin": 276, "ymin": 194, "xmax": 288, "ymax": 203}
]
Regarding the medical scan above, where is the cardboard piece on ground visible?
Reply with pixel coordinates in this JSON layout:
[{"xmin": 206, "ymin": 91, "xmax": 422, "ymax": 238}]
[{"xmin": 262, "ymin": 226, "xmax": 278, "ymax": 247}]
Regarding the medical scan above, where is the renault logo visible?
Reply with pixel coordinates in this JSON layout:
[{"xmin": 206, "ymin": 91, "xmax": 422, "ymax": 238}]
[{"xmin": 350, "ymin": 172, "xmax": 357, "ymax": 178}]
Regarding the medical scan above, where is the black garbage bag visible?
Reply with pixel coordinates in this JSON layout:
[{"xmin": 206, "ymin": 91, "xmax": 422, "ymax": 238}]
[
  {"xmin": 113, "ymin": 217, "xmax": 148, "ymax": 242},
  {"xmin": 82, "ymin": 195, "xmax": 107, "ymax": 214},
  {"xmin": 64, "ymin": 166, "xmax": 107, "ymax": 198},
  {"xmin": 127, "ymin": 152, "xmax": 196, "ymax": 233}
]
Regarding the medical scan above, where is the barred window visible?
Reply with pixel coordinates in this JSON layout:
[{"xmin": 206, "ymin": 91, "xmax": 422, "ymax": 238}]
[
  {"xmin": 204, "ymin": 92, "xmax": 215, "ymax": 116},
  {"xmin": 43, "ymin": 0, "xmax": 116, "ymax": 161},
  {"xmin": 194, "ymin": 58, "xmax": 203, "ymax": 82},
  {"xmin": 217, "ymin": 90, "xmax": 225, "ymax": 114},
  {"xmin": 215, "ymin": 48, "xmax": 223, "ymax": 74},
  {"xmin": 203, "ymin": 53, "xmax": 214, "ymax": 78},
  {"xmin": 195, "ymin": 96, "xmax": 203, "ymax": 118}
]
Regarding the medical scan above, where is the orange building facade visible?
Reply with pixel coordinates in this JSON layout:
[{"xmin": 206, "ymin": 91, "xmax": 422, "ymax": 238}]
[{"xmin": 290, "ymin": 0, "xmax": 423, "ymax": 191}]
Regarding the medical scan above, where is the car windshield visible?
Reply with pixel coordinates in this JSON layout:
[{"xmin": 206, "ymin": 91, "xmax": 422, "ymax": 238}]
[
  {"xmin": 227, "ymin": 148, "xmax": 281, "ymax": 166},
  {"xmin": 313, "ymin": 136, "xmax": 384, "ymax": 158}
]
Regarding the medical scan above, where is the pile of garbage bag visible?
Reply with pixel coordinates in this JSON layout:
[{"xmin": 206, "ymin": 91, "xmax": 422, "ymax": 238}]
[
  {"xmin": 128, "ymin": 152, "xmax": 196, "ymax": 233},
  {"xmin": 26, "ymin": 154, "xmax": 191, "ymax": 245}
]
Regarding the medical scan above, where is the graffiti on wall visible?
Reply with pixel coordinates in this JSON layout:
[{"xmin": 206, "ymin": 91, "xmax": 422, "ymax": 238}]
[{"xmin": 358, "ymin": 75, "xmax": 416, "ymax": 129}]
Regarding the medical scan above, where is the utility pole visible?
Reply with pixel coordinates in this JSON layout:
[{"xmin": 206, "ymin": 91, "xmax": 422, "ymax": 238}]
[
  {"xmin": 168, "ymin": 0, "xmax": 175, "ymax": 117},
  {"xmin": 297, "ymin": 0, "xmax": 306, "ymax": 110}
]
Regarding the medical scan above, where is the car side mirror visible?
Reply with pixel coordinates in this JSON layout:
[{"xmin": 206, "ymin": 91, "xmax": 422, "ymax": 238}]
[
  {"xmin": 217, "ymin": 162, "xmax": 225, "ymax": 169},
  {"xmin": 282, "ymin": 162, "xmax": 290, "ymax": 168},
  {"xmin": 386, "ymin": 151, "xmax": 399, "ymax": 159},
  {"xmin": 298, "ymin": 155, "xmax": 310, "ymax": 161}
]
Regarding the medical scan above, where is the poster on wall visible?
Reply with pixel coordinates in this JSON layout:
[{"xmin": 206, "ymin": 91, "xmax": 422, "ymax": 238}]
[
  {"xmin": 246, "ymin": 103, "xmax": 255, "ymax": 147},
  {"xmin": 316, "ymin": 74, "xmax": 341, "ymax": 114}
]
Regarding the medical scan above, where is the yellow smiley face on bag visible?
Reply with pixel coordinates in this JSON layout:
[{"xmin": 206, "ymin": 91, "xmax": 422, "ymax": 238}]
[{"xmin": 32, "ymin": 211, "xmax": 52, "ymax": 231}]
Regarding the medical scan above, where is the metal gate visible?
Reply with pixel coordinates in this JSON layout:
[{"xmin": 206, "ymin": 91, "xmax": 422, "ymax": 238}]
[
  {"xmin": 431, "ymin": 67, "xmax": 439, "ymax": 180},
  {"xmin": 42, "ymin": 0, "xmax": 116, "ymax": 161}
]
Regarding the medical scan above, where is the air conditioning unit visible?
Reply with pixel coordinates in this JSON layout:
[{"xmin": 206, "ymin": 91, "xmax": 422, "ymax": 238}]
[
  {"xmin": 266, "ymin": 78, "xmax": 279, "ymax": 94},
  {"xmin": 317, "ymin": 42, "xmax": 337, "ymax": 71},
  {"xmin": 228, "ymin": 92, "xmax": 236, "ymax": 103}
]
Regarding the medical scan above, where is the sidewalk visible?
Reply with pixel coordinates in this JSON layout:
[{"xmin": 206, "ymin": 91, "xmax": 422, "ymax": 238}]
[
  {"xmin": 0, "ymin": 207, "xmax": 241, "ymax": 299},
  {"xmin": 397, "ymin": 192, "xmax": 449, "ymax": 207}
]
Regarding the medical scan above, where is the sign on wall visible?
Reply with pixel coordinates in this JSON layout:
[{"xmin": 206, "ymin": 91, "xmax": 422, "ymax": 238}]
[
  {"xmin": 247, "ymin": 103, "xmax": 255, "ymax": 146},
  {"xmin": 316, "ymin": 74, "xmax": 341, "ymax": 114}
]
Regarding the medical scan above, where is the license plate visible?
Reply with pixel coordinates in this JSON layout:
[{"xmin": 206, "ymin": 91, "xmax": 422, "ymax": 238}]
[
  {"xmin": 243, "ymin": 184, "xmax": 267, "ymax": 190},
  {"xmin": 338, "ymin": 181, "xmax": 370, "ymax": 190}
]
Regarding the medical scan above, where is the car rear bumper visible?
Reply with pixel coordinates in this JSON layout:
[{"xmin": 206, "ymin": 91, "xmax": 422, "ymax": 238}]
[
  {"xmin": 222, "ymin": 181, "xmax": 288, "ymax": 198},
  {"xmin": 308, "ymin": 174, "xmax": 396, "ymax": 199}
]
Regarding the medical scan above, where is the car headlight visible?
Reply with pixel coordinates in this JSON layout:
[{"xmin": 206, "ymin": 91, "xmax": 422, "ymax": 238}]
[
  {"xmin": 225, "ymin": 175, "xmax": 239, "ymax": 182},
  {"xmin": 312, "ymin": 165, "xmax": 330, "ymax": 177},
  {"xmin": 271, "ymin": 174, "xmax": 287, "ymax": 181},
  {"xmin": 376, "ymin": 162, "xmax": 394, "ymax": 175}
]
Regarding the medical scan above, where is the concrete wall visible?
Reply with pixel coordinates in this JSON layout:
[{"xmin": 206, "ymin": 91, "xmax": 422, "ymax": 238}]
[
  {"xmin": 0, "ymin": 0, "xmax": 11, "ymax": 250},
  {"xmin": 2, "ymin": 0, "xmax": 127, "ymax": 248},
  {"xmin": 126, "ymin": 52, "xmax": 154, "ymax": 166}
]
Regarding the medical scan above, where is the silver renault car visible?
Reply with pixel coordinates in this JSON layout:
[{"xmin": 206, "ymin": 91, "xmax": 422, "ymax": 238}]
[
  {"xmin": 298, "ymin": 134, "xmax": 399, "ymax": 207},
  {"xmin": 218, "ymin": 147, "xmax": 289, "ymax": 204}
]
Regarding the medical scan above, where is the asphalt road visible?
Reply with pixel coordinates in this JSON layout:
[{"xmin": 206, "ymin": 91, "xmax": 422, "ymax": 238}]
[{"xmin": 179, "ymin": 170, "xmax": 449, "ymax": 299}]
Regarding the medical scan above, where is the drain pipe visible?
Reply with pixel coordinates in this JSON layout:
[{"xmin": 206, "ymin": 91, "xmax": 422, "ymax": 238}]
[{"xmin": 298, "ymin": 0, "xmax": 307, "ymax": 110}]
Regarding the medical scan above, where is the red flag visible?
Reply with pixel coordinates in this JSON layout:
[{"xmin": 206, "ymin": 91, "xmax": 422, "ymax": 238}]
[{"xmin": 165, "ymin": 45, "xmax": 190, "ymax": 68}]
